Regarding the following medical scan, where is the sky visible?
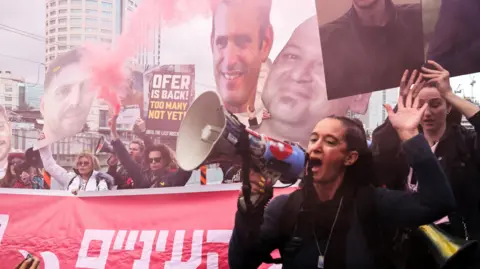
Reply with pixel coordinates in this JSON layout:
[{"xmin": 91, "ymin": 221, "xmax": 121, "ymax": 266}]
[{"xmin": 0, "ymin": 0, "xmax": 46, "ymax": 107}]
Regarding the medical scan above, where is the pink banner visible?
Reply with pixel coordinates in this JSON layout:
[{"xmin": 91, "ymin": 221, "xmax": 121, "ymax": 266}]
[{"xmin": 0, "ymin": 185, "xmax": 293, "ymax": 268}]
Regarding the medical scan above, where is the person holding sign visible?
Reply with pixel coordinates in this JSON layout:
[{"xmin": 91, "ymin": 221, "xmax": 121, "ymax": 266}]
[
  {"xmin": 38, "ymin": 132, "xmax": 114, "ymax": 194},
  {"xmin": 109, "ymin": 115, "xmax": 191, "ymax": 188},
  {"xmin": 372, "ymin": 61, "xmax": 480, "ymax": 268}
]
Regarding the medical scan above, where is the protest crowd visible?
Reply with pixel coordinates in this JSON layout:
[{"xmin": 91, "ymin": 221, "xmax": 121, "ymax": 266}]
[{"xmin": 1, "ymin": 0, "xmax": 480, "ymax": 268}]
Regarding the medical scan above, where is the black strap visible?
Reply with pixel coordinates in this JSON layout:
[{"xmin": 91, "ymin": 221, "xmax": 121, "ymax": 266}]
[
  {"xmin": 68, "ymin": 175, "xmax": 103, "ymax": 190},
  {"xmin": 259, "ymin": 189, "xmax": 305, "ymax": 265},
  {"xmin": 67, "ymin": 175, "xmax": 77, "ymax": 189}
]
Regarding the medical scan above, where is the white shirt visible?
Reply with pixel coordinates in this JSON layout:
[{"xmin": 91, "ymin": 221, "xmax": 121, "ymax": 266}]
[{"xmin": 39, "ymin": 145, "xmax": 112, "ymax": 192}]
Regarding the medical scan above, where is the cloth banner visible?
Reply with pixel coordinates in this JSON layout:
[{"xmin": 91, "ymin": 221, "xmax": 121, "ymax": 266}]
[{"xmin": 0, "ymin": 185, "xmax": 292, "ymax": 268}]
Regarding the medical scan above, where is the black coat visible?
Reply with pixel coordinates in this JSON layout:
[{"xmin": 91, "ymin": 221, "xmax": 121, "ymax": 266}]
[{"xmin": 372, "ymin": 111, "xmax": 480, "ymax": 240}]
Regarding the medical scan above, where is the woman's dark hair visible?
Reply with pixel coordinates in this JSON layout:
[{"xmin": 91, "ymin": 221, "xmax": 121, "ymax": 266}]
[
  {"xmin": 0, "ymin": 153, "xmax": 25, "ymax": 188},
  {"xmin": 146, "ymin": 144, "xmax": 178, "ymax": 170},
  {"xmin": 327, "ymin": 116, "xmax": 375, "ymax": 187}
]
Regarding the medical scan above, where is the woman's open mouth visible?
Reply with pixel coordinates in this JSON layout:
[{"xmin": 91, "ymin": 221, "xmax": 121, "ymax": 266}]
[{"xmin": 309, "ymin": 158, "xmax": 322, "ymax": 172}]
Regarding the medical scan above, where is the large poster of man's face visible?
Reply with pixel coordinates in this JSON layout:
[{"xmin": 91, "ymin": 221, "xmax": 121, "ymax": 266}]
[
  {"xmin": 0, "ymin": 106, "xmax": 11, "ymax": 165},
  {"xmin": 211, "ymin": 0, "xmax": 273, "ymax": 116},
  {"xmin": 159, "ymin": 0, "xmax": 373, "ymax": 148},
  {"xmin": 36, "ymin": 48, "xmax": 97, "ymax": 149},
  {"xmin": 316, "ymin": 0, "xmax": 425, "ymax": 100}
]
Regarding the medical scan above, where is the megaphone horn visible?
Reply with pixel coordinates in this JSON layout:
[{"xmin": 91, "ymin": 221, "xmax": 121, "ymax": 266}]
[
  {"xmin": 95, "ymin": 136, "xmax": 114, "ymax": 155},
  {"xmin": 176, "ymin": 91, "xmax": 306, "ymax": 186},
  {"xmin": 418, "ymin": 224, "xmax": 478, "ymax": 269}
]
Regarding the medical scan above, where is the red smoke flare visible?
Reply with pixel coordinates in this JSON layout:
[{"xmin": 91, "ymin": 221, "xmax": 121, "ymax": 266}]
[{"xmin": 82, "ymin": 0, "xmax": 222, "ymax": 115}]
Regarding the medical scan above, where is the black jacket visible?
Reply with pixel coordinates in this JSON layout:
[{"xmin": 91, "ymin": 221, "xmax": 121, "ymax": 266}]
[
  {"xmin": 427, "ymin": 0, "xmax": 480, "ymax": 76},
  {"xmin": 372, "ymin": 111, "xmax": 480, "ymax": 240},
  {"xmin": 229, "ymin": 135, "xmax": 455, "ymax": 269},
  {"xmin": 320, "ymin": 1, "xmax": 424, "ymax": 99},
  {"xmin": 111, "ymin": 139, "xmax": 191, "ymax": 189}
]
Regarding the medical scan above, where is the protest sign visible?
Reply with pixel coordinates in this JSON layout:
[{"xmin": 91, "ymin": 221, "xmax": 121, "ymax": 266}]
[
  {"xmin": 35, "ymin": 48, "xmax": 97, "ymax": 150},
  {"xmin": 0, "ymin": 185, "xmax": 292, "ymax": 268},
  {"xmin": 117, "ymin": 105, "xmax": 141, "ymax": 128},
  {"xmin": 146, "ymin": 65, "xmax": 195, "ymax": 138}
]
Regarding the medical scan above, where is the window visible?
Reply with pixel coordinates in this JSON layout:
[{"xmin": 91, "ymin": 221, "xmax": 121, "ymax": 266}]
[
  {"xmin": 86, "ymin": 18, "xmax": 97, "ymax": 25},
  {"xmin": 70, "ymin": 27, "xmax": 82, "ymax": 31},
  {"xmin": 49, "ymin": 19, "xmax": 55, "ymax": 24},
  {"xmin": 71, "ymin": 0, "xmax": 81, "ymax": 4},
  {"xmin": 58, "ymin": 27, "xmax": 67, "ymax": 32},
  {"xmin": 49, "ymin": 47, "xmax": 56, "ymax": 52},
  {"xmin": 58, "ymin": 35, "xmax": 67, "ymax": 41},
  {"xmin": 71, "ymin": 8, "xmax": 82, "ymax": 13},
  {"xmin": 58, "ymin": 18, "xmax": 67, "ymax": 24},
  {"xmin": 58, "ymin": 0, "xmax": 67, "ymax": 5},
  {"xmin": 101, "ymin": 18, "xmax": 112, "ymax": 23},
  {"xmin": 5, "ymin": 86, "xmax": 12, "ymax": 92},
  {"xmin": 49, "ymin": 28, "xmax": 56, "ymax": 33},
  {"xmin": 49, "ymin": 55, "xmax": 55, "ymax": 60},
  {"xmin": 58, "ymin": 9, "xmax": 67, "ymax": 14},
  {"xmin": 85, "ymin": 35, "xmax": 97, "ymax": 41},
  {"xmin": 58, "ymin": 45, "xmax": 67, "ymax": 50},
  {"xmin": 86, "ymin": 9, "xmax": 98, "ymax": 14},
  {"xmin": 101, "ymin": 2, "xmax": 113, "ymax": 9},
  {"xmin": 70, "ymin": 18, "xmax": 82, "ymax": 25},
  {"xmin": 50, "ymin": 11, "xmax": 56, "ymax": 16},
  {"xmin": 87, "ymin": 0, "xmax": 98, "ymax": 6},
  {"xmin": 100, "ymin": 29, "xmax": 111, "ymax": 34},
  {"xmin": 86, "ymin": 27, "xmax": 97, "ymax": 32},
  {"xmin": 5, "ymin": 96, "xmax": 12, "ymax": 102},
  {"xmin": 99, "ymin": 110, "xmax": 108, "ymax": 127},
  {"xmin": 48, "ymin": 37, "xmax": 55, "ymax": 43},
  {"xmin": 100, "ymin": 38, "xmax": 112, "ymax": 43},
  {"xmin": 70, "ymin": 35, "xmax": 82, "ymax": 41},
  {"xmin": 49, "ymin": 2, "xmax": 56, "ymax": 7},
  {"xmin": 102, "ymin": 10, "xmax": 112, "ymax": 16}
]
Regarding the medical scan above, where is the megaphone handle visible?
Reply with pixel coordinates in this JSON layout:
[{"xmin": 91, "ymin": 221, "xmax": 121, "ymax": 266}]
[{"xmin": 239, "ymin": 127, "xmax": 254, "ymax": 212}]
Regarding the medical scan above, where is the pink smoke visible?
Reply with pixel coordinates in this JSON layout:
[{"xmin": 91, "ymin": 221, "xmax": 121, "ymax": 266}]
[{"xmin": 83, "ymin": 0, "xmax": 222, "ymax": 115}]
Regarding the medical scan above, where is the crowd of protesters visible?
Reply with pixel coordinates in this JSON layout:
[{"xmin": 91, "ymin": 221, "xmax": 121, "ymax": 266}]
[{"xmin": 1, "ymin": 61, "xmax": 480, "ymax": 268}]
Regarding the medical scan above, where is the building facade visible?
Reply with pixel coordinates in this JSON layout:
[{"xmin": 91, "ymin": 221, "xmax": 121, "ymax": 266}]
[
  {"xmin": 120, "ymin": 0, "xmax": 161, "ymax": 67},
  {"xmin": 0, "ymin": 71, "xmax": 26, "ymax": 111},
  {"xmin": 45, "ymin": 0, "xmax": 119, "ymax": 66}
]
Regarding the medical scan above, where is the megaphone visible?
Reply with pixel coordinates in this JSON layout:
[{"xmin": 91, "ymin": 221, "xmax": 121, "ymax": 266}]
[
  {"xmin": 418, "ymin": 224, "xmax": 478, "ymax": 269},
  {"xmin": 95, "ymin": 136, "xmax": 114, "ymax": 155},
  {"xmin": 176, "ymin": 91, "xmax": 306, "ymax": 186},
  {"xmin": 25, "ymin": 147, "xmax": 43, "ymax": 169}
]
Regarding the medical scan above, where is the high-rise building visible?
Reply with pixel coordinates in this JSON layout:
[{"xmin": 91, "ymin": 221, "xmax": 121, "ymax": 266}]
[
  {"xmin": 26, "ymin": 85, "xmax": 43, "ymax": 109},
  {"xmin": 120, "ymin": 0, "xmax": 161, "ymax": 67},
  {"xmin": 44, "ymin": 0, "xmax": 119, "ymax": 66},
  {"xmin": 0, "ymin": 71, "xmax": 27, "ymax": 111}
]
